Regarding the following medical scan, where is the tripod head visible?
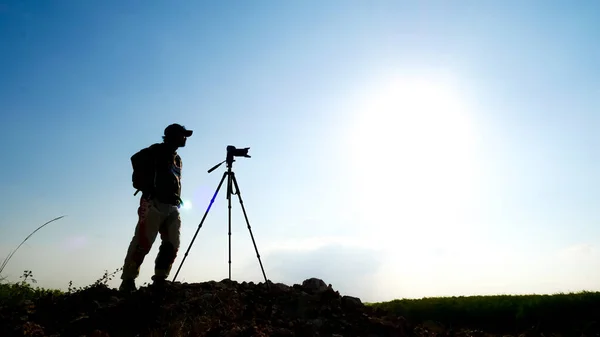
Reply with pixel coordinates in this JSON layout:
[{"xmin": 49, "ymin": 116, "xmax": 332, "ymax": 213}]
[{"xmin": 208, "ymin": 145, "xmax": 251, "ymax": 173}]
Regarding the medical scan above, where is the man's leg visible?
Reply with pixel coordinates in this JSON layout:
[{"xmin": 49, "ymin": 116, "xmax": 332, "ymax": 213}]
[
  {"xmin": 154, "ymin": 205, "xmax": 181, "ymax": 282},
  {"xmin": 120, "ymin": 197, "xmax": 164, "ymax": 288}
]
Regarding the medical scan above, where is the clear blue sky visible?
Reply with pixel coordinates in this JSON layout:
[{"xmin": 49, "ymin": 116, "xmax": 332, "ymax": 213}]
[{"xmin": 0, "ymin": 0, "xmax": 598, "ymax": 302}]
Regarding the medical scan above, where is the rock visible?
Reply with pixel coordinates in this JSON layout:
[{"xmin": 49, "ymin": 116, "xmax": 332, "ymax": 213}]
[
  {"xmin": 422, "ymin": 320, "xmax": 445, "ymax": 333},
  {"xmin": 341, "ymin": 295, "xmax": 363, "ymax": 310},
  {"xmin": 309, "ymin": 318, "xmax": 324, "ymax": 328},
  {"xmin": 274, "ymin": 282, "xmax": 290, "ymax": 292},
  {"xmin": 301, "ymin": 277, "xmax": 329, "ymax": 294},
  {"xmin": 19, "ymin": 321, "xmax": 45, "ymax": 337},
  {"xmin": 90, "ymin": 330, "xmax": 110, "ymax": 337}
]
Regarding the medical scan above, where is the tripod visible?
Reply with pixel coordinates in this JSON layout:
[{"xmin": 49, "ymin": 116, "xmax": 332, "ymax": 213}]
[{"xmin": 172, "ymin": 146, "xmax": 269, "ymax": 286}]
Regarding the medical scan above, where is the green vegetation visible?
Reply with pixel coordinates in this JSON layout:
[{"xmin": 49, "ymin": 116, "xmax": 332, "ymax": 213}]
[
  {"xmin": 0, "ymin": 270, "xmax": 64, "ymax": 307},
  {"xmin": 0, "ymin": 268, "xmax": 121, "ymax": 306},
  {"xmin": 368, "ymin": 291, "xmax": 600, "ymax": 335}
]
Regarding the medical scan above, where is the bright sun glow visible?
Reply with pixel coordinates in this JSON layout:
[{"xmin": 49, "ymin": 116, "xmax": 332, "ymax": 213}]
[
  {"xmin": 345, "ymin": 71, "xmax": 482, "ymax": 249},
  {"xmin": 341, "ymin": 70, "xmax": 487, "ymax": 298}
]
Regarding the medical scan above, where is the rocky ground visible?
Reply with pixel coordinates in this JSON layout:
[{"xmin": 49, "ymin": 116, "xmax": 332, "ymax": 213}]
[{"xmin": 0, "ymin": 277, "xmax": 574, "ymax": 337}]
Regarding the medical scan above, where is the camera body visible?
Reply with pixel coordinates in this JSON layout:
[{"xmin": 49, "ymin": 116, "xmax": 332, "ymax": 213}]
[
  {"xmin": 227, "ymin": 145, "xmax": 251, "ymax": 158},
  {"xmin": 207, "ymin": 145, "xmax": 251, "ymax": 172},
  {"xmin": 225, "ymin": 145, "xmax": 250, "ymax": 167}
]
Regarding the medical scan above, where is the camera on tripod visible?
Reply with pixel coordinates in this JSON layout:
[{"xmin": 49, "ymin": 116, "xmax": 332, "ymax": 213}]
[
  {"xmin": 207, "ymin": 145, "xmax": 251, "ymax": 173},
  {"xmin": 225, "ymin": 145, "xmax": 250, "ymax": 169},
  {"xmin": 174, "ymin": 144, "xmax": 269, "ymax": 287},
  {"xmin": 227, "ymin": 145, "xmax": 250, "ymax": 159}
]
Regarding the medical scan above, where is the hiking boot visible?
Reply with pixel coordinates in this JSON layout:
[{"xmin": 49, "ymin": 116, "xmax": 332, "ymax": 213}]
[
  {"xmin": 151, "ymin": 275, "xmax": 172, "ymax": 291},
  {"xmin": 119, "ymin": 279, "xmax": 137, "ymax": 293}
]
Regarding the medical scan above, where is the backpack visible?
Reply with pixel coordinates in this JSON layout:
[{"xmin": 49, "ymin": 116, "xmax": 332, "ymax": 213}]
[{"xmin": 131, "ymin": 144, "xmax": 158, "ymax": 196}]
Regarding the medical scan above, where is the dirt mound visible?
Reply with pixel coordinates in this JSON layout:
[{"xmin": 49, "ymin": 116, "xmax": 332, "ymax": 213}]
[{"xmin": 1, "ymin": 277, "xmax": 410, "ymax": 337}]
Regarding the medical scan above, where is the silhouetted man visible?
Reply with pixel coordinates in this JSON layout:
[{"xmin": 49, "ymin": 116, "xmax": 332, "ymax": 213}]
[{"xmin": 119, "ymin": 123, "xmax": 193, "ymax": 292}]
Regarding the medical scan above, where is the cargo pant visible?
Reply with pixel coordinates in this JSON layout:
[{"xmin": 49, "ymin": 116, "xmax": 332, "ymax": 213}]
[{"xmin": 121, "ymin": 196, "xmax": 181, "ymax": 280}]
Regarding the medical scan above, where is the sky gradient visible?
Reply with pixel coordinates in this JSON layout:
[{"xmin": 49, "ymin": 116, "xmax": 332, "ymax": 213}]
[{"xmin": 0, "ymin": 0, "xmax": 598, "ymax": 303}]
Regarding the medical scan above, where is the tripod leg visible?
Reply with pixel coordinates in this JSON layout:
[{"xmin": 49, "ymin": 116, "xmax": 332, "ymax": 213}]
[
  {"xmin": 172, "ymin": 171, "xmax": 228, "ymax": 282},
  {"xmin": 227, "ymin": 169, "xmax": 233, "ymax": 280},
  {"xmin": 230, "ymin": 172, "xmax": 269, "ymax": 287}
]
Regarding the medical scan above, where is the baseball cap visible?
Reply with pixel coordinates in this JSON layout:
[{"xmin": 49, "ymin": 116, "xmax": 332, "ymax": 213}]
[{"xmin": 164, "ymin": 123, "xmax": 193, "ymax": 137}]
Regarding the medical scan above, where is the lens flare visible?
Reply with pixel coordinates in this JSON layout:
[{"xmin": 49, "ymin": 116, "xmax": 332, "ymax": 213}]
[
  {"xmin": 65, "ymin": 236, "xmax": 88, "ymax": 251},
  {"xmin": 182, "ymin": 200, "xmax": 192, "ymax": 210}
]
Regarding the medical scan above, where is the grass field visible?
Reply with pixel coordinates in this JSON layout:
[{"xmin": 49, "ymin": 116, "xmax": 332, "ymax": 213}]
[{"xmin": 367, "ymin": 290, "xmax": 600, "ymax": 335}]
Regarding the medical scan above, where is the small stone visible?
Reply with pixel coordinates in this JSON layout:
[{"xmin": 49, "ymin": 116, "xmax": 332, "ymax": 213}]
[
  {"xmin": 200, "ymin": 293, "xmax": 213, "ymax": 300},
  {"xmin": 310, "ymin": 318, "xmax": 324, "ymax": 327},
  {"xmin": 90, "ymin": 330, "xmax": 110, "ymax": 337}
]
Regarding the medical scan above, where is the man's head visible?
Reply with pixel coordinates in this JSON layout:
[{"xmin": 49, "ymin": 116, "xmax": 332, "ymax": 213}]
[{"xmin": 163, "ymin": 123, "xmax": 193, "ymax": 148}]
